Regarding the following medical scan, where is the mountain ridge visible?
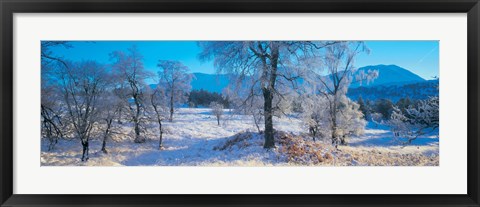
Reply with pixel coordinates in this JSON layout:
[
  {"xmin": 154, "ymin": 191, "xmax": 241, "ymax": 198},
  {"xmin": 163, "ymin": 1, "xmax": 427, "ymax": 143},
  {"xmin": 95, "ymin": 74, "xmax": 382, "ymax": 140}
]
[
  {"xmin": 350, "ymin": 64, "xmax": 426, "ymax": 88},
  {"xmin": 188, "ymin": 64, "xmax": 428, "ymax": 92}
]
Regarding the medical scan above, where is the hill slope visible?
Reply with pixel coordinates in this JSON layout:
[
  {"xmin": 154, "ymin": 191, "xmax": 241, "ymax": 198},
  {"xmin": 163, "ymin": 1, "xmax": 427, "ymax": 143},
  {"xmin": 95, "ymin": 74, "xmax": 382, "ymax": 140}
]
[{"xmin": 351, "ymin": 64, "xmax": 426, "ymax": 88}]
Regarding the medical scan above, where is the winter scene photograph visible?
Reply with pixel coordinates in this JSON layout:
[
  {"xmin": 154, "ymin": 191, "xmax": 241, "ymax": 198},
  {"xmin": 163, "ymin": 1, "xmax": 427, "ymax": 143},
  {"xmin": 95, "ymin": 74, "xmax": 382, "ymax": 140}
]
[{"xmin": 41, "ymin": 41, "xmax": 439, "ymax": 166}]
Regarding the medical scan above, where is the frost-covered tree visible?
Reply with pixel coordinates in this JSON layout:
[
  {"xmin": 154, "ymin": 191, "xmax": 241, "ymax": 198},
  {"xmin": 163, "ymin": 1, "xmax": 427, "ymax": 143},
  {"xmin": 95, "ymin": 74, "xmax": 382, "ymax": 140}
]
[
  {"xmin": 389, "ymin": 106, "xmax": 409, "ymax": 137},
  {"xmin": 335, "ymin": 96, "xmax": 367, "ymax": 140},
  {"xmin": 303, "ymin": 41, "xmax": 376, "ymax": 146},
  {"xmin": 157, "ymin": 60, "xmax": 192, "ymax": 122},
  {"xmin": 97, "ymin": 89, "xmax": 124, "ymax": 154},
  {"xmin": 388, "ymin": 96, "xmax": 439, "ymax": 144},
  {"xmin": 147, "ymin": 85, "xmax": 168, "ymax": 150},
  {"xmin": 110, "ymin": 45, "xmax": 151, "ymax": 143},
  {"xmin": 198, "ymin": 41, "xmax": 335, "ymax": 148},
  {"xmin": 300, "ymin": 94, "xmax": 330, "ymax": 141},
  {"xmin": 210, "ymin": 101, "xmax": 224, "ymax": 126},
  {"xmin": 301, "ymin": 94, "xmax": 366, "ymax": 144},
  {"xmin": 407, "ymin": 96, "xmax": 439, "ymax": 129},
  {"xmin": 396, "ymin": 97, "xmax": 438, "ymax": 143},
  {"xmin": 59, "ymin": 60, "xmax": 108, "ymax": 161}
]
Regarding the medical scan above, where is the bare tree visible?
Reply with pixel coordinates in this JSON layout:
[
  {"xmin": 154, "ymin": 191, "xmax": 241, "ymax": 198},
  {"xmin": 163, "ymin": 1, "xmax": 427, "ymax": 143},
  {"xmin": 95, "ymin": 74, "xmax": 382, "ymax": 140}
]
[
  {"xmin": 110, "ymin": 45, "xmax": 151, "ymax": 143},
  {"xmin": 41, "ymin": 61, "xmax": 65, "ymax": 150},
  {"xmin": 157, "ymin": 60, "xmax": 192, "ymax": 122},
  {"xmin": 198, "ymin": 41, "xmax": 333, "ymax": 148},
  {"xmin": 210, "ymin": 101, "xmax": 224, "ymax": 126},
  {"xmin": 41, "ymin": 41, "xmax": 72, "ymax": 66},
  {"xmin": 97, "ymin": 89, "xmax": 123, "ymax": 154},
  {"xmin": 59, "ymin": 60, "xmax": 107, "ymax": 161},
  {"xmin": 248, "ymin": 97, "xmax": 264, "ymax": 133},
  {"xmin": 40, "ymin": 41, "xmax": 72, "ymax": 150},
  {"xmin": 147, "ymin": 85, "xmax": 168, "ymax": 150},
  {"xmin": 41, "ymin": 86, "xmax": 65, "ymax": 151},
  {"xmin": 304, "ymin": 41, "xmax": 377, "ymax": 146}
]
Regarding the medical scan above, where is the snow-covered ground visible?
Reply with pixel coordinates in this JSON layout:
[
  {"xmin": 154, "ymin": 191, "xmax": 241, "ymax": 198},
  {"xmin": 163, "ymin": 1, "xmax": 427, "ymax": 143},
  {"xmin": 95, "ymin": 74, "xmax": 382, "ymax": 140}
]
[{"xmin": 41, "ymin": 108, "xmax": 439, "ymax": 166}]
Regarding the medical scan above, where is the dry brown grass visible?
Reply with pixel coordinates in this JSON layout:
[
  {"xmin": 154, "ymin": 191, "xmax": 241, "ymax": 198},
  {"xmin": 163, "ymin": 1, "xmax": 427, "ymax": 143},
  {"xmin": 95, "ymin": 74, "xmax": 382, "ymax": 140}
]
[
  {"xmin": 334, "ymin": 146, "xmax": 439, "ymax": 166},
  {"xmin": 276, "ymin": 131, "xmax": 335, "ymax": 165},
  {"xmin": 214, "ymin": 130, "xmax": 439, "ymax": 166},
  {"xmin": 213, "ymin": 131, "xmax": 259, "ymax": 151}
]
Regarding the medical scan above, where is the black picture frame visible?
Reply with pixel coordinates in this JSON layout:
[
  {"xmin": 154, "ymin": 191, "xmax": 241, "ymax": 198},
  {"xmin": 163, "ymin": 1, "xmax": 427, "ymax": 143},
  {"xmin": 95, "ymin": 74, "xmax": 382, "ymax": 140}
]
[{"xmin": 1, "ymin": 0, "xmax": 479, "ymax": 206}]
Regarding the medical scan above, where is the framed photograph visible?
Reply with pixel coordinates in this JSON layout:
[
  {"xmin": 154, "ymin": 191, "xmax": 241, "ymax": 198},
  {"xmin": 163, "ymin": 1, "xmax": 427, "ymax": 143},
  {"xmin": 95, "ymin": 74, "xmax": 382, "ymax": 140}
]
[{"xmin": 1, "ymin": 0, "xmax": 479, "ymax": 206}]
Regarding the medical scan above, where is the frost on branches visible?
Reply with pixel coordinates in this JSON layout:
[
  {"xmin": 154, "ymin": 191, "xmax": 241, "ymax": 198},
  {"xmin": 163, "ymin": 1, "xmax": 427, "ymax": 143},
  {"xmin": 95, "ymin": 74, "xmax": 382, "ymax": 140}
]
[
  {"xmin": 210, "ymin": 101, "xmax": 224, "ymax": 126},
  {"xmin": 300, "ymin": 42, "xmax": 375, "ymax": 146},
  {"xmin": 301, "ymin": 94, "xmax": 366, "ymax": 145},
  {"xmin": 157, "ymin": 60, "xmax": 193, "ymax": 122},
  {"xmin": 389, "ymin": 96, "xmax": 439, "ymax": 144}
]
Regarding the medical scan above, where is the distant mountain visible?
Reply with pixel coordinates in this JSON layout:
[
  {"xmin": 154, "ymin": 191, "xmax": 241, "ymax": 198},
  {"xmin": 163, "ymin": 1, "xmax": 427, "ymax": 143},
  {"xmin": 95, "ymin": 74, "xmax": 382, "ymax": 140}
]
[
  {"xmin": 166, "ymin": 64, "xmax": 434, "ymax": 101},
  {"xmin": 350, "ymin": 64, "xmax": 426, "ymax": 88},
  {"xmin": 190, "ymin": 73, "xmax": 230, "ymax": 93}
]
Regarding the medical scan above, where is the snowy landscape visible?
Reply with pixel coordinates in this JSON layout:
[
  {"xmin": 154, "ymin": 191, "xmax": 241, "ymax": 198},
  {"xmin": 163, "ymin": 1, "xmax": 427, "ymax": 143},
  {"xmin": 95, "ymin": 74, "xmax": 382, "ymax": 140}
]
[
  {"xmin": 41, "ymin": 41, "xmax": 439, "ymax": 166},
  {"xmin": 41, "ymin": 108, "xmax": 439, "ymax": 166}
]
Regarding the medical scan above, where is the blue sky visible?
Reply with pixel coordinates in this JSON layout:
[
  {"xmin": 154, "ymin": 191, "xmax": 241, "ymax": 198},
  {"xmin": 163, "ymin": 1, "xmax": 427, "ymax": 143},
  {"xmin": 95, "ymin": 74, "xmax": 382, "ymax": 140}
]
[{"xmin": 47, "ymin": 40, "xmax": 439, "ymax": 80}]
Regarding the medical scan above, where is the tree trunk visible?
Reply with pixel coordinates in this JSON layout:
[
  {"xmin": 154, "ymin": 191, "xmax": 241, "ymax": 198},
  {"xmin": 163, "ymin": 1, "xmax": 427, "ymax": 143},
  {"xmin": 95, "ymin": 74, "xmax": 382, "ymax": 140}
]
[
  {"xmin": 117, "ymin": 108, "xmax": 123, "ymax": 124},
  {"xmin": 331, "ymin": 118, "xmax": 338, "ymax": 145},
  {"xmin": 330, "ymin": 96, "xmax": 340, "ymax": 146},
  {"xmin": 133, "ymin": 92, "xmax": 145, "ymax": 143},
  {"xmin": 43, "ymin": 120, "xmax": 54, "ymax": 151},
  {"xmin": 169, "ymin": 91, "xmax": 174, "ymax": 122},
  {"xmin": 309, "ymin": 126, "xmax": 317, "ymax": 142},
  {"xmin": 261, "ymin": 42, "xmax": 280, "ymax": 149},
  {"xmin": 133, "ymin": 120, "xmax": 144, "ymax": 143},
  {"xmin": 158, "ymin": 119, "xmax": 163, "ymax": 150},
  {"xmin": 101, "ymin": 119, "xmax": 112, "ymax": 154},
  {"xmin": 263, "ymin": 89, "xmax": 275, "ymax": 149},
  {"xmin": 81, "ymin": 139, "xmax": 89, "ymax": 161},
  {"xmin": 101, "ymin": 139, "xmax": 107, "ymax": 154},
  {"xmin": 340, "ymin": 135, "xmax": 347, "ymax": 145},
  {"xmin": 217, "ymin": 116, "xmax": 220, "ymax": 126}
]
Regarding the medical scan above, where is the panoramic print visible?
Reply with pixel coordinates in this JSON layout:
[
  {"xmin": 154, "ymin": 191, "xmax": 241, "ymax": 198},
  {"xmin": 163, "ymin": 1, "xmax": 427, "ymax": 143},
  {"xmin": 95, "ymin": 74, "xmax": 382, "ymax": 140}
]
[{"xmin": 41, "ymin": 41, "xmax": 439, "ymax": 166}]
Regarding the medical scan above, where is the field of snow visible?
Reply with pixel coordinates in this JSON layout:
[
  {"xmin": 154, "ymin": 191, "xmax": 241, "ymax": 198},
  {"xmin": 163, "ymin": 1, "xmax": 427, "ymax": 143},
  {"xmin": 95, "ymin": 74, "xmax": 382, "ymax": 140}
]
[{"xmin": 41, "ymin": 108, "xmax": 439, "ymax": 166}]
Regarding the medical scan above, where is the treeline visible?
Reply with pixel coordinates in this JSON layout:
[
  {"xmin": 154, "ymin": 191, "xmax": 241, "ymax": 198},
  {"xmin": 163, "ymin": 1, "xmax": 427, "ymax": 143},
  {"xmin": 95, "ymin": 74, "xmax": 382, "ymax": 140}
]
[
  {"xmin": 356, "ymin": 96, "xmax": 431, "ymax": 121},
  {"xmin": 348, "ymin": 80, "xmax": 439, "ymax": 102},
  {"xmin": 188, "ymin": 89, "xmax": 230, "ymax": 108}
]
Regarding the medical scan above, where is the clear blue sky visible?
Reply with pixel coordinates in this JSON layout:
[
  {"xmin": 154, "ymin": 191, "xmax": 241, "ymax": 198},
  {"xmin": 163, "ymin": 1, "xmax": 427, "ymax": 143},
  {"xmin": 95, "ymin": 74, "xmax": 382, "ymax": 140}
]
[{"xmin": 47, "ymin": 40, "xmax": 439, "ymax": 80}]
